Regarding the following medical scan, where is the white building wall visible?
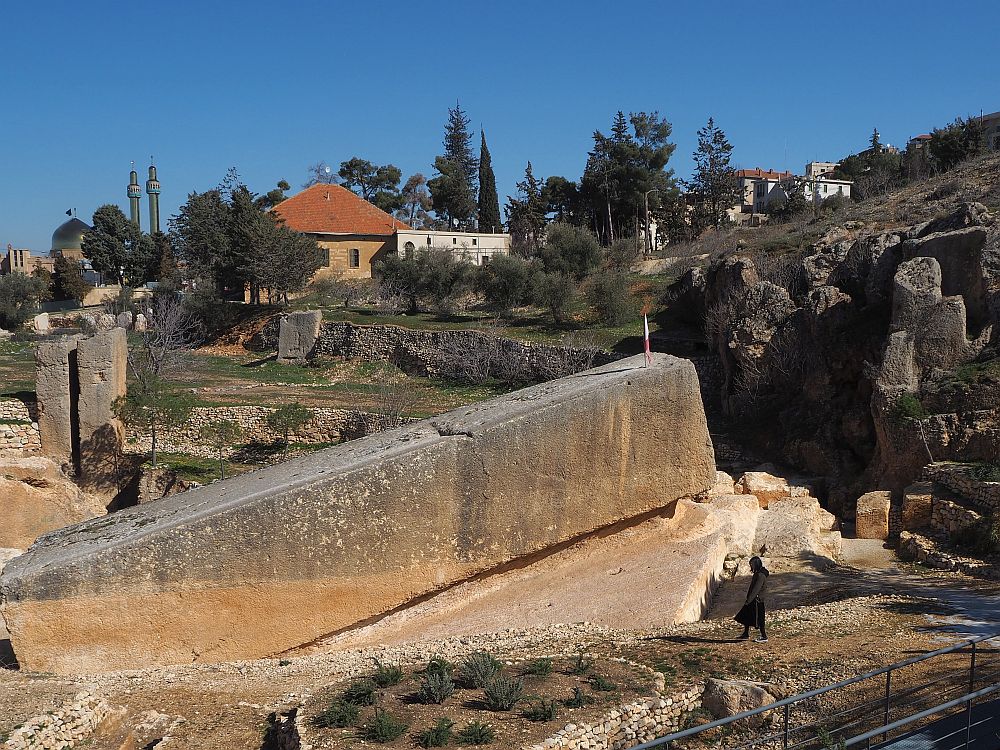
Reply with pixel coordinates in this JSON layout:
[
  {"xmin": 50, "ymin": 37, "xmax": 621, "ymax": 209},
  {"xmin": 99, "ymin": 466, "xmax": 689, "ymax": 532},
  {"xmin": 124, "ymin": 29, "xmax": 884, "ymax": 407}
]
[{"xmin": 395, "ymin": 230, "xmax": 511, "ymax": 265}]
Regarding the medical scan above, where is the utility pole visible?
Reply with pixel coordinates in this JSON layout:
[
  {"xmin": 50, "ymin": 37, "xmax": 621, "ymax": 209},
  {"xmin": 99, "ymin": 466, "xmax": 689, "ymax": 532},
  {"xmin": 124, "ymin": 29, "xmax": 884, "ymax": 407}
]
[{"xmin": 644, "ymin": 188, "xmax": 659, "ymax": 257}]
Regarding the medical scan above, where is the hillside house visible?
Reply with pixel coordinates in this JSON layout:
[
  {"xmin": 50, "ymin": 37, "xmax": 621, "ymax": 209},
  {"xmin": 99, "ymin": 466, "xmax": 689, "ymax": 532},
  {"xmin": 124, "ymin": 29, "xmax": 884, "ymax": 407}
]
[{"xmin": 273, "ymin": 184, "xmax": 510, "ymax": 280}]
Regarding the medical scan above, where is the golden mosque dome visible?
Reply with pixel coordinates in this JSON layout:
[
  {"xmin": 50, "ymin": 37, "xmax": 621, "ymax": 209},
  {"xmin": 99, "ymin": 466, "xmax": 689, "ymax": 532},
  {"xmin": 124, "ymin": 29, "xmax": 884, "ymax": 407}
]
[{"xmin": 51, "ymin": 217, "xmax": 91, "ymax": 254}]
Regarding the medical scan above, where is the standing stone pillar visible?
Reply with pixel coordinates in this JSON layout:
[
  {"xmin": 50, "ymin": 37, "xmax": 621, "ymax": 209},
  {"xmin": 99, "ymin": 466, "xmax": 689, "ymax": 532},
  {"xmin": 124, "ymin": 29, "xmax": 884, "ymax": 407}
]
[
  {"xmin": 76, "ymin": 328, "xmax": 127, "ymax": 486},
  {"xmin": 277, "ymin": 310, "xmax": 322, "ymax": 364},
  {"xmin": 34, "ymin": 337, "xmax": 80, "ymax": 470}
]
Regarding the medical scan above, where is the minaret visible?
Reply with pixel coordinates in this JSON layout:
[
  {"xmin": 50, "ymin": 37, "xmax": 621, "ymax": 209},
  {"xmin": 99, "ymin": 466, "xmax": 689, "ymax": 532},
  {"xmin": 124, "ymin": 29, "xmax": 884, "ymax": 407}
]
[
  {"xmin": 146, "ymin": 161, "xmax": 161, "ymax": 234},
  {"xmin": 127, "ymin": 163, "xmax": 142, "ymax": 229}
]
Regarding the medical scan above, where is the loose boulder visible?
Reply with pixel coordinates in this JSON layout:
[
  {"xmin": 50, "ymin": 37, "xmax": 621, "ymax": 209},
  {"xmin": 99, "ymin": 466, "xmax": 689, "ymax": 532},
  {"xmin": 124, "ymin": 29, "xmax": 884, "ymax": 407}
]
[
  {"xmin": 737, "ymin": 471, "xmax": 790, "ymax": 509},
  {"xmin": 703, "ymin": 678, "xmax": 776, "ymax": 725}
]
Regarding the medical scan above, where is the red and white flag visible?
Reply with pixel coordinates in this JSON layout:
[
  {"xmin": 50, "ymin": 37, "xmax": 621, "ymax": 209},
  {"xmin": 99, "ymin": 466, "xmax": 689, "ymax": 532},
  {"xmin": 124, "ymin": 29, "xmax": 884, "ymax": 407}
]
[{"xmin": 643, "ymin": 314, "xmax": 652, "ymax": 366}]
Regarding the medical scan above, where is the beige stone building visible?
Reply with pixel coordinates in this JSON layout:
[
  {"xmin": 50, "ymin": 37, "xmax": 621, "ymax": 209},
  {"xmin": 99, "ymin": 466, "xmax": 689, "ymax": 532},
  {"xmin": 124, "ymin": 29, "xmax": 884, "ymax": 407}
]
[{"xmin": 274, "ymin": 184, "xmax": 510, "ymax": 280}]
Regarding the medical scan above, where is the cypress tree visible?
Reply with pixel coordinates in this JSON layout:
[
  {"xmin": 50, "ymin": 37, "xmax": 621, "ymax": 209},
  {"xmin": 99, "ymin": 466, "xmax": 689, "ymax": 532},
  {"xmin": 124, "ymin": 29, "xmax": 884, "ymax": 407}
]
[{"xmin": 478, "ymin": 131, "xmax": 502, "ymax": 232}]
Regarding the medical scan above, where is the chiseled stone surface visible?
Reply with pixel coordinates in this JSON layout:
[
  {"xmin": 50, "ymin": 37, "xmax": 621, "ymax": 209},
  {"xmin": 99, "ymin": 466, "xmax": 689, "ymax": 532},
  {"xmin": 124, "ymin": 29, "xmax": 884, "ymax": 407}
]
[
  {"xmin": 901, "ymin": 482, "xmax": 934, "ymax": 530},
  {"xmin": 34, "ymin": 337, "xmax": 79, "ymax": 468},
  {"xmin": 0, "ymin": 354, "xmax": 715, "ymax": 674},
  {"xmin": 855, "ymin": 491, "xmax": 891, "ymax": 540},
  {"xmin": 276, "ymin": 310, "xmax": 323, "ymax": 364},
  {"xmin": 75, "ymin": 329, "xmax": 127, "ymax": 486}
]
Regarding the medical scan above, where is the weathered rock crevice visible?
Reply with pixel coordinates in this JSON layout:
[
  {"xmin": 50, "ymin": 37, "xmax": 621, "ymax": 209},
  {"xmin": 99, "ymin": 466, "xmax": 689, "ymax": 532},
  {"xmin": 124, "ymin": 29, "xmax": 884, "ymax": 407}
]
[{"xmin": 662, "ymin": 203, "xmax": 1000, "ymax": 514}]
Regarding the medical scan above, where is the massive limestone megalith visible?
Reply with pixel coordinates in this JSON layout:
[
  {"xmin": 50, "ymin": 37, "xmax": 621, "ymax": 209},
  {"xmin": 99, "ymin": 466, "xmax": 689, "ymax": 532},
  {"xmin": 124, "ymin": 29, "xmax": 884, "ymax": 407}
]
[{"xmin": 0, "ymin": 354, "xmax": 715, "ymax": 673}]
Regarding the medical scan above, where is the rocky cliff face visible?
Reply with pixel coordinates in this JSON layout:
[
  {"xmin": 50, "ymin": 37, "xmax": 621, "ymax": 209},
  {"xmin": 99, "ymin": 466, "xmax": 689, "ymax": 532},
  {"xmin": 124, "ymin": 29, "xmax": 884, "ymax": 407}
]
[{"xmin": 664, "ymin": 203, "xmax": 1000, "ymax": 512}]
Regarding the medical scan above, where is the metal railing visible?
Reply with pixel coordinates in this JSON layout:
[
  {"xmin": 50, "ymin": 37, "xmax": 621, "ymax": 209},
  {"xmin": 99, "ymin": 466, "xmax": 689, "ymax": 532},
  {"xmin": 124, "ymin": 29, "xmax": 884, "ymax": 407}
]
[
  {"xmin": 844, "ymin": 683, "xmax": 1000, "ymax": 748},
  {"xmin": 632, "ymin": 631, "xmax": 1000, "ymax": 750}
]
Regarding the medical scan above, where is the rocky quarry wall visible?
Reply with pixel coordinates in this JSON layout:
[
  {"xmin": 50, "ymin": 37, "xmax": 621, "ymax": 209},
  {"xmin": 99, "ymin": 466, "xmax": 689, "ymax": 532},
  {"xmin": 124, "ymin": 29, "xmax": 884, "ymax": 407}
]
[
  {"xmin": 0, "ymin": 354, "xmax": 716, "ymax": 674},
  {"xmin": 662, "ymin": 202, "xmax": 1000, "ymax": 513}
]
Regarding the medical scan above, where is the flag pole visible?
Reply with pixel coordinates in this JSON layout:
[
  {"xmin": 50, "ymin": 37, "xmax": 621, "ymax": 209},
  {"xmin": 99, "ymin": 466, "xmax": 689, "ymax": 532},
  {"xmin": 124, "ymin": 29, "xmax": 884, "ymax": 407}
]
[{"xmin": 643, "ymin": 314, "xmax": 652, "ymax": 367}]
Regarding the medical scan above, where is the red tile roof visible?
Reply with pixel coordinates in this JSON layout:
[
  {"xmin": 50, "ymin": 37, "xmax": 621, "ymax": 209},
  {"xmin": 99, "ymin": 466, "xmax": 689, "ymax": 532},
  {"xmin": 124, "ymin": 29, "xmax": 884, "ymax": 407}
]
[
  {"xmin": 273, "ymin": 184, "xmax": 410, "ymax": 236},
  {"xmin": 735, "ymin": 168, "xmax": 794, "ymax": 180}
]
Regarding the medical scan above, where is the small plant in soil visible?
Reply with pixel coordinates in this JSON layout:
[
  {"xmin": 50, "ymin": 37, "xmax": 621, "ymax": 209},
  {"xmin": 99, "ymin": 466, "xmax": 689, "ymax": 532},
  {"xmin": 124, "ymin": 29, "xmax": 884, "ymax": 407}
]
[
  {"xmin": 312, "ymin": 699, "xmax": 360, "ymax": 729},
  {"xmin": 425, "ymin": 655, "xmax": 455, "ymax": 677},
  {"xmin": 589, "ymin": 674, "xmax": 617, "ymax": 692},
  {"xmin": 342, "ymin": 678, "xmax": 378, "ymax": 706},
  {"xmin": 278, "ymin": 659, "xmax": 291, "ymax": 667},
  {"xmin": 461, "ymin": 650, "xmax": 502, "ymax": 688},
  {"xmin": 363, "ymin": 707, "xmax": 408, "ymax": 743},
  {"xmin": 524, "ymin": 698, "xmax": 558, "ymax": 722},
  {"xmin": 372, "ymin": 659, "xmax": 404, "ymax": 687},
  {"xmin": 522, "ymin": 657, "xmax": 553, "ymax": 676},
  {"xmin": 569, "ymin": 649, "xmax": 593, "ymax": 675},
  {"xmin": 457, "ymin": 720, "xmax": 496, "ymax": 745},
  {"xmin": 564, "ymin": 687, "xmax": 594, "ymax": 708},
  {"xmin": 420, "ymin": 671, "xmax": 456, "ymax": 704},
  {"xmin": 484, "ymin": 675, "xmax": 524, "ymax": 711},
  {"xmin": 416, "ymin": 717, "xmax": 454, "ymax": 748}
]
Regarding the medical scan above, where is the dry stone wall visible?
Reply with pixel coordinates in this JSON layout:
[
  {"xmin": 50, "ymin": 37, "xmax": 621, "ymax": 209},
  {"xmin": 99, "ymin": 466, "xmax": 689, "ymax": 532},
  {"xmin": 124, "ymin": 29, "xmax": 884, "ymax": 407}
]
[
  {"xmin": 255, "ymin": 318, "xmax": 617, "ymax": 381},
  {"xmin": 1, "ymin": 690, "xmax": 112, "ymax": 750},
  {"xmin": 931, "ymin": 497, "xmax": 983, "ymax": 537},
  {"xmin": 0, "ymin": 400, "xmax": 40, "ymax": 455},
  {"xmin": 1, "ymin": 354, "xmax": 715, "ymax": 673},
  {"xmin": 125, "ymin": 405, "xmax": 409, "ymax": 458},
  {"xmin": 923, "ymin": 463, "xmax": 1000, "ymax": 512},
  {"xmin": 527, "ymin": 685, "xmax": 705, "ymax": 750}
]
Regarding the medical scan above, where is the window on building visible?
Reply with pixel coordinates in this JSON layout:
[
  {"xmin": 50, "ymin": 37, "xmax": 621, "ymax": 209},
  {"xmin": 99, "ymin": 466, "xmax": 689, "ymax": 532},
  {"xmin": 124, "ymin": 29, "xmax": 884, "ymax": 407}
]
[
  {"xmin": 427, "ymin": 236, "xmax": 432, "ymax": 245},
  {"xmin": 472, "ymin": 238, "xmax": 478, "ymax": 246},
  {"xmin": 349, "ymin": 248, "xmax": 360, "ymax": 268},
  {"xmin": 452, "ymin": 237, "xmax": 457, "ymax": 244},
  {"xmin": 321, "ymin": 248, "xmax": 331, "ymax": 266},
  {"xmin": 481, "ymin": 255, "xmax": 490, "ymax": 265},
  {"xmin": 403, "ymin": 241, "xmax": 415, "ymax": 259}
]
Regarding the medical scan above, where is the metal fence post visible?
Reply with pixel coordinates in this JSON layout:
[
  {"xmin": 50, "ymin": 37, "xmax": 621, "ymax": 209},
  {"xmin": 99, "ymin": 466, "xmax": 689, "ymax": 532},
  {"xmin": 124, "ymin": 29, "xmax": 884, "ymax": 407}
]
[
  {"xmin": 783, "ymin": 703, "xmax": 790, "ymax": 750},
  {"xmin": 965, "ymin": 698, "xmax": 973, "ymax": 749},
  {"xmin": 969, "ymin": 641, "xmax": 977, "ymax": 692},
  {"xmin": 883, "ymin": 671, "xmax": 892, "ymax": 743}
]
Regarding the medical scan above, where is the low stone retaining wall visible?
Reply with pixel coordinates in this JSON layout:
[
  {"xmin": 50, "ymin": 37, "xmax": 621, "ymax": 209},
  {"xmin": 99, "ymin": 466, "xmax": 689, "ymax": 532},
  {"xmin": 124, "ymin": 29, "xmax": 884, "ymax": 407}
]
[
  {"xmin": 2, "ymin": 691, "xmax": 112, "ymax": 750},
  {"xmin": 923, "ymin": 463, "xmax": 1000, "ymax": 513},
  {"xmin": 931, "ymin": 497, "xmax": 983, "ymax": 537},
  {"xmin": 0, "ymin": 399, "xmax": 40, "ymax": 455},
  {"xmin": 254, "ymin": 318, "xmax": 618, "ymax": 382},
  {"xmin": 527, "ymin": 684, "xmax": 705, "ymax": 750},
  {"xmin": 125, "ymin": 405, "xmax": 406, "ymax": 459},
  {"xmin": 899, "ymin": 531, "xmax": 998, "ymax": 579}
]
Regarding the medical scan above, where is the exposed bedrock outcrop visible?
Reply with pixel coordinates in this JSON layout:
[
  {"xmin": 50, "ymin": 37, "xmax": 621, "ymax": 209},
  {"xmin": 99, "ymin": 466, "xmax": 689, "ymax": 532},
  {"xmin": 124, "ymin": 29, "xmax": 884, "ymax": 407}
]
[
  {"xmin": 663, "ymin": 203, "xmax": 1000, "ymax": 511},
  {"xmin": 0, "ymin": 354, "xmax": 715, "ymax": 674}
]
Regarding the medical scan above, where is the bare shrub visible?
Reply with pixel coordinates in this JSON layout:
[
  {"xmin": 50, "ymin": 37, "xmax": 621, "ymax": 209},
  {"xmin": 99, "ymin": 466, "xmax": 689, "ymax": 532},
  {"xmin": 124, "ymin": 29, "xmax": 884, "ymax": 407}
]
[{"xmin": 368, "ymin": 365, "xmax": 420, "ymax": 429}]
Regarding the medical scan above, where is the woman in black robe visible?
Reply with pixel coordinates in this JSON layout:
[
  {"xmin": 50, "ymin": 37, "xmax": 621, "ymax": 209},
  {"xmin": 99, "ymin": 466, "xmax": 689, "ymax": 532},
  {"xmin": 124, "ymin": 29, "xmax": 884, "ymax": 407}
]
[{"xmin": 735, "ymin": 556, "xmax": 769, "ymax": 642}]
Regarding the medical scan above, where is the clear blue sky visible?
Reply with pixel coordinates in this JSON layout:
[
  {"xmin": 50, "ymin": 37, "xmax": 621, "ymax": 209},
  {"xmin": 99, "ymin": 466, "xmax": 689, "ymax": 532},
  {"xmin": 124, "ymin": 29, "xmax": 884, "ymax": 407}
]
[{"xmin": 3, "ymin": 0, "xmax": 999, "ymax": 252}]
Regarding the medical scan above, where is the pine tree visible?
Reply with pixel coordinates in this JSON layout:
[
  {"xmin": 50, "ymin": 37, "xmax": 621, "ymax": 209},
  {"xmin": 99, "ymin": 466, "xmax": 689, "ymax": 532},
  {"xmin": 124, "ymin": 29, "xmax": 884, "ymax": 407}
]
[
  {"xmin": 870, "ymin": 128, "xmax": 881, "ymax": 153},
  {"xmin": 505, "ymin": 162, "xmax": 547, "ymax": 256},
  {"xmin": 429, "ymin": 103, "xmax": 479, "ymax": 227},
  {"xmin": 478, "ymin": 132, "xmax": 502, "ymax": 233},
  {"xmin": 689, "ymin": 117, "xmax": 739, "ymax": 229},
  {"xmin": 443, "ymin": 102, "xmax": 478, "ymax": 191}
]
